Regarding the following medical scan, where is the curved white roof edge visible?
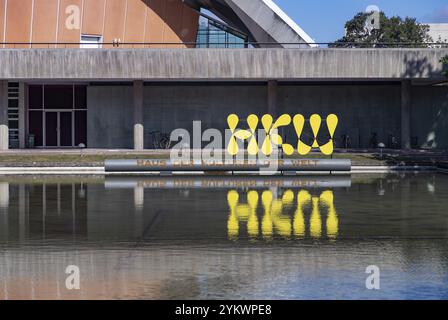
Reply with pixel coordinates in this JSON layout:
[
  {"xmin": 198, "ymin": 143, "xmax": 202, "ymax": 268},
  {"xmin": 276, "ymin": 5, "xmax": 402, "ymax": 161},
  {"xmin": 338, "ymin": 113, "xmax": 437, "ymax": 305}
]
[{"xmin": 262, "ymin": 0, "xmax": 318, "ymax": 47}]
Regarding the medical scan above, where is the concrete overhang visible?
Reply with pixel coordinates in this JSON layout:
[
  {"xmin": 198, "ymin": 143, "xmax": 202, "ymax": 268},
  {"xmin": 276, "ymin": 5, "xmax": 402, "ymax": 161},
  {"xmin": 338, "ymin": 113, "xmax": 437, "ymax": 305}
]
[
  {"xmin": 181, "ymin": 0, "xmax": 317, "ymax": 48},
  {"xmin": 0, "ymin": 48, "xmax": 447, "ymax": 81}
]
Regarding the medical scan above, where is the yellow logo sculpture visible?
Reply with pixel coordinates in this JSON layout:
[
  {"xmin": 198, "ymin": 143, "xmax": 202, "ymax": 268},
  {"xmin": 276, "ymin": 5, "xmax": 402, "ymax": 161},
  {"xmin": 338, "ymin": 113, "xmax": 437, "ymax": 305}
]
[
  {"xmin": 227, "ymin": 190, "xmax": 339, "ymax": 241},
  {"xmin": 227, "ymin": 114, "xmax": 338, "ymax": 156}
]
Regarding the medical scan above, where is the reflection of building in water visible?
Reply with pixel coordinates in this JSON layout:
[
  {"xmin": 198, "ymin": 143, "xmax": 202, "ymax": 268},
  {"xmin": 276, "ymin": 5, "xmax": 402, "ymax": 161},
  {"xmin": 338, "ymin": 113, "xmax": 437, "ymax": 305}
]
[
  {"xmin": 2, "ymin": 239, "xmax": 446, "ymax": 300},
  {"xmin": 0, "ymin": 183, "xmax": 87, "ymax": 241},
  {"xmin": 1, "ymin": 174, "xmax": 447, "ymax": 242},
  {"xmin": 227, "ymin": 190, "xmax": 339, "ymax": 240},
  {"xmin": 0, "ymin": 182, "xmax": 9, "ymax": 210}
]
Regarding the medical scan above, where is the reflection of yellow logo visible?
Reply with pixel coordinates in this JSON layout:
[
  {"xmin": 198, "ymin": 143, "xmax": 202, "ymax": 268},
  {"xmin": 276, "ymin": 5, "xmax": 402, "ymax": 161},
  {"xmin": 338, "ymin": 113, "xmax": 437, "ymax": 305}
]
[
  {"xmin": 227, "ymin": 190, "xmax": 338, "ymax": 241},
  {"xmin": 227, "ymin": 114, "xmax": 338, "ymax": 156}
]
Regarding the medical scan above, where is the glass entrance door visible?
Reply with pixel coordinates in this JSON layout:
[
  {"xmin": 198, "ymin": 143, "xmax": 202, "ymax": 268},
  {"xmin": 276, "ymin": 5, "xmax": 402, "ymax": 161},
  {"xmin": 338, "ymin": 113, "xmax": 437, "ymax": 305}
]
[
  {"xmin": 45, "ymin": 112, "xmax": 58, "ymax": 147},
  {"xmin": 44, "ymin": 111, "xmax": 73, "ymax": 147},
  {"xmin": 28, "ymin": 85, "xmax": 87, "ymax": 148},
  {"xmin": 60, "ymin": 112, "xmax": 73, "ymax": 147}
]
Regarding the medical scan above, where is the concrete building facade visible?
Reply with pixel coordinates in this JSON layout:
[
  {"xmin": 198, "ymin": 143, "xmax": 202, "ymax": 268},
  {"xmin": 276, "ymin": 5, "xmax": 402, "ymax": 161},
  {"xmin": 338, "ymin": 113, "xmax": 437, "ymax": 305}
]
[
  {"xmin": 428, "ymin": 23, "xmax": 448, "ymax": 44},
  {"xmin": 0, "ymin": 0, "xmax": 447, "ymax": 151}
]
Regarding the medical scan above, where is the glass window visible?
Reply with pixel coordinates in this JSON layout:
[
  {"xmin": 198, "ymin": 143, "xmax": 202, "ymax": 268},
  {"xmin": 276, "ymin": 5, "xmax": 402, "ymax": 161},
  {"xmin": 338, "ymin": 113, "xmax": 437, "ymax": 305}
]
[
  {"xmin": 196, "ymin": 16, "xmax": 247, "ymax": 48},
  {"xmin": 8, "ymin": 99, "xmax": 18, "ymax": 108},
  {"xmin": 44, "ymin": 85, "xmax": 74, "ymax": 109},
  {"xmin": 29, "ymin": 85, "xmax": 43, "ymax": 109},
  {"xmin": 81, "ymin": 35, "xmax": 102, "ymax": 49},
  {"xmin": 29, "ymin": 111, "xmax": 43, "ymax": 147},
  {"xmin": 75, "ymin": 85, "xmax": 87, "ymax": 109},
  {"xmin": 8, "ymin": 120, "xmax": 18, "ymax": 130},
  {"xmin": 75, "ymin": 111, "xmax": 87, "ymax": 146}
]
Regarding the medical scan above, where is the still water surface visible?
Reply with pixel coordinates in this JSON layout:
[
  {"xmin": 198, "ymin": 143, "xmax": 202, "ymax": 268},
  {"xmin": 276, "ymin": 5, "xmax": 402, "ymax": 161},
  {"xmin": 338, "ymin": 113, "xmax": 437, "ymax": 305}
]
[{"xmin": 0, "ymin": 174, "xmax": 447, "ymax": 299}]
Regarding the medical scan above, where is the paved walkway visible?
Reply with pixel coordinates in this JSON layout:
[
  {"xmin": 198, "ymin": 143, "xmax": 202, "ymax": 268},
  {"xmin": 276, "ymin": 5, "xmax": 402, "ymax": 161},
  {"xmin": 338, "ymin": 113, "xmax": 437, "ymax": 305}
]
[
  {"xmin": 0, "ymin": 149, "xmax": 171, "ymax": 155},
  {"xmin": 0, "ymin": 149, "xmax": 447, "ymax": 168}
]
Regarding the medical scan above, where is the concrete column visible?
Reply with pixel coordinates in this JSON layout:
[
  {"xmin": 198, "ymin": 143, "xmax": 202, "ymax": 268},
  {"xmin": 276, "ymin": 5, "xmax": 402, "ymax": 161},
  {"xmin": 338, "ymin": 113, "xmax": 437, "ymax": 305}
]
[
  {"xmin": 401, "ymin": 80, "xmax": 412, "ymax": 149},
  {"xmin": 0, "ymin": 81, "xmax": 8, "ymax": 150},
  {"xmin": 133, "ymin": 80, "xmax": 144, "ymax": 150},
  {"xmin": 267, "ymin": 80, "xmax": 278, "ymax": 117}
]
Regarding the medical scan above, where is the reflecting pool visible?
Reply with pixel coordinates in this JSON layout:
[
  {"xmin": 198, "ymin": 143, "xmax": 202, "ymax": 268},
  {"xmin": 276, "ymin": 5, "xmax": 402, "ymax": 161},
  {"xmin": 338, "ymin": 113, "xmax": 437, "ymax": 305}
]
[{"xmin": 0, "ymin": 174, "xmax": 447, "ymax": 299}]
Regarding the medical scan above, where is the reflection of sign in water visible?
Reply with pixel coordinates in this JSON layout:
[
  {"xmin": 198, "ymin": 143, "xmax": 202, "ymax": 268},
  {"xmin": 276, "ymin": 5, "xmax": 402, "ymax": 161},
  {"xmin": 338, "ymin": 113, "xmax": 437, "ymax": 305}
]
[{"xmin": 227, "ymin": 190, "xmax": 338, "ymax": 240}]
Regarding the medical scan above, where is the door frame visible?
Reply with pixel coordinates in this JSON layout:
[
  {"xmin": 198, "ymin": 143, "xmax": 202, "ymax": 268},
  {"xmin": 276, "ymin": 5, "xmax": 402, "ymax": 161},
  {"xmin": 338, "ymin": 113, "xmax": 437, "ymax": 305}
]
[{"xmin": 43, "ymin": 110, "xmax": 75, "ymax": 148}]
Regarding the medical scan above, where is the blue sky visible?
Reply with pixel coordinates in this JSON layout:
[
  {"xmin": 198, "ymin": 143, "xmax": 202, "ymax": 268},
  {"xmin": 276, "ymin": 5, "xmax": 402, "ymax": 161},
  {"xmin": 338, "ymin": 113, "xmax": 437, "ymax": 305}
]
[{"xmin": 274, "ymin": 0, "xmax": 448, "ymax": 43}]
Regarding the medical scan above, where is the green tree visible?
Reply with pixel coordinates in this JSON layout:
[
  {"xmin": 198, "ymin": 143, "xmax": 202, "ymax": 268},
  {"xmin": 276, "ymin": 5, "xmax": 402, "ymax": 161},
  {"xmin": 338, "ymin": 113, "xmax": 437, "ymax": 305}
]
[{"xmin": 331, "ymin": 12, "xmax": 432, "ymax": 48}]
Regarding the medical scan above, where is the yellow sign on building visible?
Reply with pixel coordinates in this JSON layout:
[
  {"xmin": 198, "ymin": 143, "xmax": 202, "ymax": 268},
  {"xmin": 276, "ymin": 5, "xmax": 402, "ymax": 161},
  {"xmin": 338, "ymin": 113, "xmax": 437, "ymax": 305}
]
[{"xmin": 227, "ymin": 114, "xmax": 339, "ymax": 156}]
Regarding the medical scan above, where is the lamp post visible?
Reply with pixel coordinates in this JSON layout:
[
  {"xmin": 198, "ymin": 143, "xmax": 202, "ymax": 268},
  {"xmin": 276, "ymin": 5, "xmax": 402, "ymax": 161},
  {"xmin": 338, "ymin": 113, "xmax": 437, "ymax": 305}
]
[{"xmin": 378, "ymin": 142, "xmax": 386, "ymax": 160}]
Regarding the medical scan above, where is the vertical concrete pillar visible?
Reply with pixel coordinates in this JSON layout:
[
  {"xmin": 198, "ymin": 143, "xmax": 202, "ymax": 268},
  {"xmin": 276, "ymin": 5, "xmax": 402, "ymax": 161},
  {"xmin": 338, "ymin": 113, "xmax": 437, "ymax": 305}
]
[
  {"xmin": 0, "ymin": 81, "xmax": 8, "ymax": 150},
  {"xmin": 401, "ymin": 80, "xmax": 412, "ymax": 149},
  {"xmin": 267, "ymin": 80, "xmax": 278, "ymax": 117},
  {"xmin": 19, "ymin": 83, "xmax": 26, "ymax": 149},
  {"xmin": 133, "ymin": 80, "xmax": 144, "ymax": 150}
]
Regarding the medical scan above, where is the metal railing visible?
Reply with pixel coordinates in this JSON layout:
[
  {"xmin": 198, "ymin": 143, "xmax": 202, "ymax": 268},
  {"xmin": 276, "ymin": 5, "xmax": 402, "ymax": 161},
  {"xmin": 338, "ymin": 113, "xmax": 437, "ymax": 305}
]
[{"xmin": 0, "ymin": 42, "xmax": 447, "ymax": 48}]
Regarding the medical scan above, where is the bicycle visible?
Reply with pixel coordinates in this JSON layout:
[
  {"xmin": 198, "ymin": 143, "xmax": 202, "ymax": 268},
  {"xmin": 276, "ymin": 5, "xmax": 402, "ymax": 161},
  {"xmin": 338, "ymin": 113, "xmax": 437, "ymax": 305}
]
[{"xmin": 149, "ymin": 131, "xmax": 172, "ymax": 149}]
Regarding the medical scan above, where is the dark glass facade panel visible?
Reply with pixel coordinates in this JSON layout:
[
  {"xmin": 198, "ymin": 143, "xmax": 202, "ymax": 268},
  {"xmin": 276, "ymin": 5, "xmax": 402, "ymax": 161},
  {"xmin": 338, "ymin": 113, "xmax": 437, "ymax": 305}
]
[
  {"xmin": 44, "ymin": 185, "xmax": 78, "ymax": 234},
  {"xmin": 29, "ymin": 85, "xmax": 43, "ymax": 109},
  {"xmin": 8, "ymin": 110, "xmax": 18, "ymax": 118},
  {"xmin": 75, "ymin": 85, "xmax": 87, "ymax": 109},
  {"xmin": 75, "ymin": 111, "xmax": 87, "ymax": 147},
  {"xmin": 60, "ymin": 112, "xmax": 73, "ymax": 147},
  {"xmin": 8, "ymin": 120, "xmax": 18, "ymax": 130},
  {"xmin": 44, "ymin": 85, "xmax": 73, "ymax": 109},
  {"xmin": 196, "ymin": 17, "xmax": 247, "ymax": 48},
  {"xmin": 8, "ymin": 99, "xmax": 18, "ymax": 108},
  {"xmin": 45, "ymin": 112, "xmax": 58, "ymax": 146},
  {"xmin": 26, "ymin": 184, "xmax": 88, "ymax": 237},
  {"xmin": 29, "ymin": 111, "xmax": 43, "ymax": 147},
  {"xmin": 27, "ymin": 185, "xmax": 45, "ymax": 235}
]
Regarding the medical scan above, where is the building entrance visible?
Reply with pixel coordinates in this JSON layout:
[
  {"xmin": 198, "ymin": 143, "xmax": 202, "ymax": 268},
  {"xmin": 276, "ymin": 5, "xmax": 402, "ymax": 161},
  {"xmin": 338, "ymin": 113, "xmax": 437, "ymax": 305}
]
[
  {"xmin": 28, "ymin": 85, "xmax": 87, "ymax": 148},
  {"xmin": 44, "ymin": 111, "xmax": 73, "ymax": 147}
]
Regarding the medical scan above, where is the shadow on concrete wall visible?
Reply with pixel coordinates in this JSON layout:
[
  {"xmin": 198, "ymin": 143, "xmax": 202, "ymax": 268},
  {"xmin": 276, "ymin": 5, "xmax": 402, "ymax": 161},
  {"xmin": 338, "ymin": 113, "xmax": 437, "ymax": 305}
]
[
  {"xmin": 403, "ymin": 55, "xmax": 448, "ymax": 150},
  {"xmin": 422, "ymin": 90, "xmax": 448, "ymax": 150},
  {"xmin": 402, "ymin": 56, "xmax": 438, "ymax": 78}
]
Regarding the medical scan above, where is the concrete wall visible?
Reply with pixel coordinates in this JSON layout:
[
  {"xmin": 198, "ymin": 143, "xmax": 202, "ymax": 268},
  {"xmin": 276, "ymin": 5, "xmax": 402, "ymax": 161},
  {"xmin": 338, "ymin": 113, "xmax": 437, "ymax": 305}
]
[
  {"xmin": 86, "ymin": 83, "xmax": 448, "ymax": 150},
  {"xmin": 0, "ymin": 48, "xmax": 447, "ymax": 81},
  {"xmin": 87, "ymin": 86, "xmax": 133, "ymax": 148},
  {"xmin": 87, "ymin": 84, "xmax": 269, "ymax": 149},
  {"xmin": 278, "ymin": 84, "xmax": 402, "ymax": 148},
  {"xmin": 143, "ymin": 84, "xmax": 268, "ymax": 148},
  {"xmin": 411, "ymin": 87, "xmax": 448, "ymax": 149}
]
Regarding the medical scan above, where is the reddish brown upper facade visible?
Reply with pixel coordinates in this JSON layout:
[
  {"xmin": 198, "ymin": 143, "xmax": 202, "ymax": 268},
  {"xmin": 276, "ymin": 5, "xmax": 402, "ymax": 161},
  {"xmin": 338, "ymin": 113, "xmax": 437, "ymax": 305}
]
[{"xmin": 0, "ymin": 0, "xmax": 199, "ymax": 48}]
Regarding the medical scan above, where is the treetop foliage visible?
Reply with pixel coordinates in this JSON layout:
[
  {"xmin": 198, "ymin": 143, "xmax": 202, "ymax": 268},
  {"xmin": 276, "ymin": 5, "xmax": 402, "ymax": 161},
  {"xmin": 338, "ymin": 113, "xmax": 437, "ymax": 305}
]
[{"xmin": 330, "ymin": 12, "xmax": 433, "ymax": 48}]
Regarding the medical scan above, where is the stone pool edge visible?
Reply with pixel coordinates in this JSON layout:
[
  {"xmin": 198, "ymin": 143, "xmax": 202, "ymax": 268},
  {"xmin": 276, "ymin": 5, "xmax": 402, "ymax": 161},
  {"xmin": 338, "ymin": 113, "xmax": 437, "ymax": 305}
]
[{"xmin": 0, "ymin": 165, "xmax": 441, "ymax": 175}]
